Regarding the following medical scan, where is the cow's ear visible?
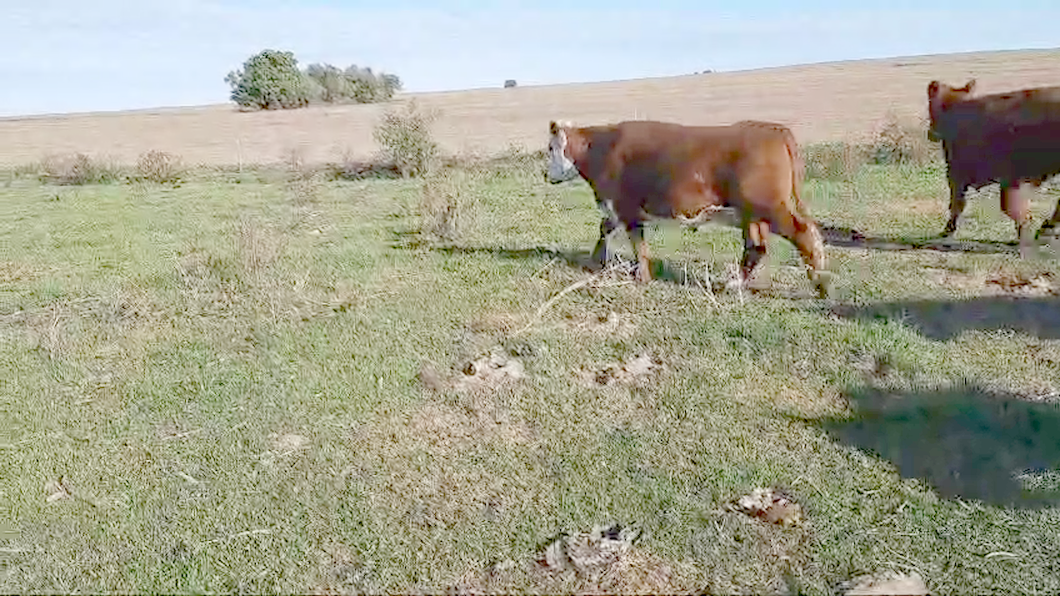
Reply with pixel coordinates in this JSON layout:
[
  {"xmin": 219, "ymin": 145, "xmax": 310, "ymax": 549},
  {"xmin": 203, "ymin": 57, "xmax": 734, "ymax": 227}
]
[
  {"xmin": 963, "ymin": 79, "xmax": 977, "ymax": 93},
  {"xmin": 928, "ymin": 80, "xmax": 940, "ymax": 98}
]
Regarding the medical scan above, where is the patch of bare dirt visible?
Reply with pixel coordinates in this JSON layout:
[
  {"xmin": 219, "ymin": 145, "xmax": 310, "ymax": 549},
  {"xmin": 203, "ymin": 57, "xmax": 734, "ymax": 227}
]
[
  {"xmin": 562, "ymin": 311, "xmax": 637, "ymax": 338},
  {"xmin": 0, "ymin": 261, "xmax": 41, "ymax": 284},
  {"xmin": 268, "ymin": 432, "xmax": 308, "ymax": 453},
  {"xmin": 730, "ymin": 487, "xmax": 804, "ymax": 527},
  {"xmin": 576, "ymin": 352, "xmax": 664, "ymax": 388},
  {"xmin": 921, "ymin": 267, "xmax": 1060, "ymax": 296},
  {"xmin": 44, "ymin": 477, "xmax": 72, "ymax": 504},
  {"xmin": 451, "ymin": 523, "xmax": 697, "ymax": 595},
  {"xmin": 922, "ymin": 266, "xmax": 985, "ymax": 292},
  {"xmin": 985, "ymin": 270, "xmax": 1058, "ymax": 296},
  {"xmin": 419, "ymin": 347, "xmax": 526, "ymax": 394},
  {"xmin": 407, "ymin": 398, "xmax": 535, "ymax": 453},
  {"xmin": 839, "ymin": 570, "xmax": 930, "ymax": 595}
]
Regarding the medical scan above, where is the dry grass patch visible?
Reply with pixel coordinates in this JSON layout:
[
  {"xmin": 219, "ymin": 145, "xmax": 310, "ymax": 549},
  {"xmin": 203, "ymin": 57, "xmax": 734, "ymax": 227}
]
[
  {"xmin": 0, "ymin": 261, "xmax": 42, "ymax": 284},
  {"xmin": 283, "ymin": 147, "xmax": 323, "ymax": 204},
  {"xmin": 37, "ymin": 152, "xmax": 124, "ymax": 185}
]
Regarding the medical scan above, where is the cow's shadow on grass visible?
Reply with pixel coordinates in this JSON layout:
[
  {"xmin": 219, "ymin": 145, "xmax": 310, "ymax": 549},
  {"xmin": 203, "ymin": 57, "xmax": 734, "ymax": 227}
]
[
  {"xmin": 820, "ymin": 223, "xmax": 1023, "ymax": 255},
  {"xmin": 411, "ymin": 241, "xmax": 807, "ymax": 295},
  {"xmin": 811, "ymin": 383, "xmax": 1060, "ymax": 508},
  {"xmin": 830, "ymin": 295, "xmax": 1060, "ymax": 341}
]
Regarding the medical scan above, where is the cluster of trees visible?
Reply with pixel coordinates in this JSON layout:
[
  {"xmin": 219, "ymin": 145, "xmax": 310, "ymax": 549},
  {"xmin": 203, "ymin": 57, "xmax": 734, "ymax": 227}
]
[{"xmin": 225, "ymin": 49, "xmax": 403, "ymax": 111}]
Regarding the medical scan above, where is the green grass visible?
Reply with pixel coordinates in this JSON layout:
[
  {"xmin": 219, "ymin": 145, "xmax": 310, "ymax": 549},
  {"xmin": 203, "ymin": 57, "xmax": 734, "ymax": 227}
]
[{"xmin": 3, "ymin": 158, "xmax": 1060, "ymax": 594}]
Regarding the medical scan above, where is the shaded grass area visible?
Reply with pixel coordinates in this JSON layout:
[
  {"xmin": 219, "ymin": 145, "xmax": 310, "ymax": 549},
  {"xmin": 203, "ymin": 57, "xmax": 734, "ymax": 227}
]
[{"xmin": 2, "ymin": 160, "xmax": 1060, "ymax": 594}]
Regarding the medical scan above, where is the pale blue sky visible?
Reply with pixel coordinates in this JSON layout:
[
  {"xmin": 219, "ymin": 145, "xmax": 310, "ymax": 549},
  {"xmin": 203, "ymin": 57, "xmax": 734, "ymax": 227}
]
[{"xmin": 2, "ymin": 0, "xmax": 1057, "ymax": 117}]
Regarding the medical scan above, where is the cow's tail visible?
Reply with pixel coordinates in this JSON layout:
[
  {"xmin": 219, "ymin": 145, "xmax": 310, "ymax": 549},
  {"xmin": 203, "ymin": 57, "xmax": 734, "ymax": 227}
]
[
  {"xmin": 781, "ymin": 126, "xmax": 831, "ymax": 298},
  {"xmin": 781, "ymin": 128, "xmax": 810, "ymax": 220}
]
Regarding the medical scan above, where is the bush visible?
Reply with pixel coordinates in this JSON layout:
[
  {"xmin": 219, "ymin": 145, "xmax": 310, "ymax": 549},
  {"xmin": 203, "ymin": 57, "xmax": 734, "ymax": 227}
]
[
  {"xmin": 39, "ymin": 153, "xmax": 123, "ymax": 185},
  {"xmin": 866, "ymin": 112, "xmax": 940, "ymax": 166},
  {"xmin": 135, "ymin": 150, "xmax": 184, "ymax": 184},
  {"xmin": 416, "ymin": 170, "xmax": 477, "ymax": 242},
  {"xmin": 504, "ymin": 79, "xmax": 517, "ymax": 89},
  {"xmin": 225, "ymin": 49, "xmax": 314, "ymax": 111},
  {"xmin": 372, "ymin": 100, "xmax": 440, "ymax": 178},
  {"xmin": 803, "ymin": 142, "xmax": 866, "ymax": 181}
]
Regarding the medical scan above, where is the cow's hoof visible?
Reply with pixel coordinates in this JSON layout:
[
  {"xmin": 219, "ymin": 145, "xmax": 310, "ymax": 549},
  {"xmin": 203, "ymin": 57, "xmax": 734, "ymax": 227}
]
[{"xmin": 811, "ymin": 271, "xmax": 832, "ymax": 299}]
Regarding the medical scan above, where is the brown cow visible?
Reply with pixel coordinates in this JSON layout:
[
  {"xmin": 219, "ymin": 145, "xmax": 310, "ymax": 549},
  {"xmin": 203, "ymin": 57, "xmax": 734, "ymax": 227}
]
[
  {"xmin": 927, "ymin": 79, "xmax": 1060, "ymax": 254},
  {"xmin": 545, "ymin": 119, "xmax": 831, "ymax": 298}
]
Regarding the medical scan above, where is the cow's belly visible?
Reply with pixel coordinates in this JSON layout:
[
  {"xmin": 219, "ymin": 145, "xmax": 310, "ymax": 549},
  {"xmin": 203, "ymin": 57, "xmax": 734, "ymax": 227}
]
[{"xmin": 644, "ymin": 187, "xmax": 731, "ymax": 225}]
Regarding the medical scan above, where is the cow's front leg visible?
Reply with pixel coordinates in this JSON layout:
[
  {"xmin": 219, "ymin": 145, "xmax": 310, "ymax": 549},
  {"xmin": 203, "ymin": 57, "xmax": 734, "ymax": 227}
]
[
  {"xmin": 941, "ymin": 177, "xmax": 967, "ymax": 238},
  {"xmin": 627, "ymin": 221, "xmax": 651, "ymax": 283},
  {"xmin": 591, "ymin": 217, "xmax": 619, "ymax": 268}
]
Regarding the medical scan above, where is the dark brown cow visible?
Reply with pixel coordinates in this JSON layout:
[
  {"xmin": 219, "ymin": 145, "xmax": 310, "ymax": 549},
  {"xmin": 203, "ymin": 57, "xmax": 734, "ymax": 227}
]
[
  {"xmin": 927, "ymin": 79, "xmax": 1060, "ymax": 253},
  {"xmin": 545, "ymin": 119, "xmax": 831, "ymax": 298}
]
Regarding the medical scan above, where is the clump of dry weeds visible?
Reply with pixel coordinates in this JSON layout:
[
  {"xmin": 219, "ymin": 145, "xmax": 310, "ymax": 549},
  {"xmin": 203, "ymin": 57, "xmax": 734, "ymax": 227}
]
[
  {"xmin": 867, "ymin": 110, "xmax": 940, "ymax": 167},
  {"xmin": 284, "ymin": 147, "xmax": 323, "ymax": 204},
  {"xmin": 134, "ymin": 150, "xmax": 185, "ymax": 184},
  {"xmin": 415, "ymin": 169, "xmax": 479, "ymax": 242},
  {"xmin": 37, "ymin": 152, "xmax": 124, "ymax": 185}
]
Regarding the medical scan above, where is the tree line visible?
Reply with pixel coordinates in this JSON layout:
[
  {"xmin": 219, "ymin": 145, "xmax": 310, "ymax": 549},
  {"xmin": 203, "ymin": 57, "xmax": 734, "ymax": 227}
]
[{"xmin": 225, "ymin": 49, "xmax": 403, "ymax": 110}]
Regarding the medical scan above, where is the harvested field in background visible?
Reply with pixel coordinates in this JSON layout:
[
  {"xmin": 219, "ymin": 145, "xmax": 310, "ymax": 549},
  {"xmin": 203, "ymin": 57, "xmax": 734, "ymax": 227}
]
[{"xmin": 2, "ymin": 49, "xmax": 1059, "ymax": 167}]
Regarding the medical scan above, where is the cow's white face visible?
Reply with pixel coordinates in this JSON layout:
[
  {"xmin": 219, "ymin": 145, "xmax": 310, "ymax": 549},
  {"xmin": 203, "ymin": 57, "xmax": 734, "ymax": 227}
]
[{"xmin": 546, "ymin": 121, "xmax": 579, "ymax": 184}]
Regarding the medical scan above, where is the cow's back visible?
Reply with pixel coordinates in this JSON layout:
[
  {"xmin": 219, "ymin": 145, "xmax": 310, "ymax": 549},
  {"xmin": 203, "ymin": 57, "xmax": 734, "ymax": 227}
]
[{"xmin": 941, "ymin": 87, "xmax": 1060, "ymax": 187}]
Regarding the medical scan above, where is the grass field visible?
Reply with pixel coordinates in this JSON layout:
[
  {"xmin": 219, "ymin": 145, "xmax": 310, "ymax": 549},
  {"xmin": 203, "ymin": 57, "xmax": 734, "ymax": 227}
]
[
  {"xmin": 3, "ymin": 144, "xmax": 1060, "ymax": 593},
  {"xmin": 3, "ymin": 47, "xmax": 1060, "ymax": 594}
]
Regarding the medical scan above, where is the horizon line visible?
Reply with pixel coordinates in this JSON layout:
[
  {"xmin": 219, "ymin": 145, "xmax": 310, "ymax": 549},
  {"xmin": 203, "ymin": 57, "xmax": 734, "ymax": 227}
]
[{"xmin": 2, "ymin": 46, "xmax": 1057, "ymax": 122}]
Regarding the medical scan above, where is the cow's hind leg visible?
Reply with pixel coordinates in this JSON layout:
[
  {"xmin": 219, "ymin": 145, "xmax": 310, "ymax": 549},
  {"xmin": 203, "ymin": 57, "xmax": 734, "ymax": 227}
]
[
  {"xmin": 627, "ymin": 221, "xmax": 652, "ymax": 283},
  {"xmin": 1037, "ymin": 196, "xmax": 1060, "ymax": 239},
  {"xmin": 770, "ymin": 209, "xmax": 831, "ymax": 299},
  {"xmin": 1000, "ymin": 182, "xmax": 1033, "ymax": 257},
  {"xmin": 739, "ymin": 218, "xmax": 770, "ymax": 292}
]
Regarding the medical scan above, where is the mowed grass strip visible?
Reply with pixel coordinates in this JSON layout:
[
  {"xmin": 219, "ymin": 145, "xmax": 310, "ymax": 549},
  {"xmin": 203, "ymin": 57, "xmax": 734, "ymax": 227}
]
[{"xmin": 2, "ymin": 158, "xmax": 1060, "ymax": 594}]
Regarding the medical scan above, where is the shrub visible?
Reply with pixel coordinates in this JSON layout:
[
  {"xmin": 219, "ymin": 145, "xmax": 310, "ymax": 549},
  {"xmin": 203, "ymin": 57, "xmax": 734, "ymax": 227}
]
[
  {"xmin": 416, "ymin": 170, "xmax": 477, "ymax": 242},
  {"xmin": 135, "ymin": 150, "xmax": 184, "ymax": 184},
  {"xmin": 39, "ymin": 153, "xmax": 123, "ymax": 185},
  {"xmin": 866, "ymin": 111, "xmax": 940, "ymax": 166},
  {"xmin": 372, "ymin": 100, "xmax": 440, "ymax": 178},
  {"xmin": 504, "ymin": 79, "xmax": 517, "ymax": 89},
  {"xmin": 803, "ymin": 142, "xmax": 866, "ymax": 181},
  {"xmin": 225, "ymin": 49, "xmax": 314, "ymax": 111}
]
